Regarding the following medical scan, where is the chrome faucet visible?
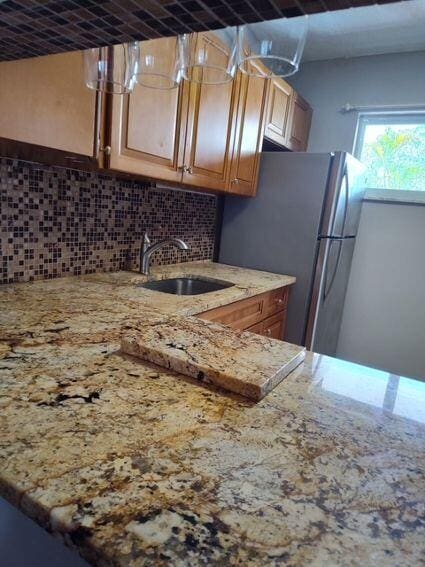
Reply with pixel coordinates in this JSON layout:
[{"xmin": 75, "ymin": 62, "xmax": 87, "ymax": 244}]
[{"xmin": 140, "ymin": 232, "xmax": 190, "ymax": 275}]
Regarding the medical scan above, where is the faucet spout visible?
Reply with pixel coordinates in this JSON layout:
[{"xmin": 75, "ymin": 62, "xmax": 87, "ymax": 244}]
[{"xmin": 140, "ymin": 232, "xmax": 190, "ymax": 275}]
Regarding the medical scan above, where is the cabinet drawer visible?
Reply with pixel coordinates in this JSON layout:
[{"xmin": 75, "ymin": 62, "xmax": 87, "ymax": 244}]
[
  {"xmin": 246, "ymin": 320, "xmax": 264, "ymax": 336},
  {"xmin": 263, "ymin": 286, "xmax": 289, "ymax": 319},
  {"xmin": 199, "ymin": 294, "xmax": 265, "ymax": 330},
  {"xmin": 198, "ymin": 285, "xmax": 291, "ymax": 333},
  {"xmin": 262, "ymin": 312, "xmax": 286, "ymax": 340}
]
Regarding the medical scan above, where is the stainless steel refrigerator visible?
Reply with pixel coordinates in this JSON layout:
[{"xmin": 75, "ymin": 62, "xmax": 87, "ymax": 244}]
[{"xmin": 219, "ymin": 151, "xmax": 365, "ymax": 356}]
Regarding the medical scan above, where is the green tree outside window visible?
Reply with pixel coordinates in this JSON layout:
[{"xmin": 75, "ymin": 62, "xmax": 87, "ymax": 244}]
[{"xmin": 360, "ymin": 124, "xmax": 425, "ymax": 191}]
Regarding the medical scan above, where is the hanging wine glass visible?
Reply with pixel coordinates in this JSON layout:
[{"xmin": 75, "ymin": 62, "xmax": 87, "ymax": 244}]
[
  {"xmin": 136, "ymin": 36, "xmax": 184, "ymax": 90},
  {"xmin": 180, "ymin": 28, "xmax": 238, "ymax": 85},
  {"xmin": 83, "ymin": 42, "xmax": 139, "ymax": 94},
  {"xmin": 237, "ymin": 16, "xmax": 308, "ymax": 78}
]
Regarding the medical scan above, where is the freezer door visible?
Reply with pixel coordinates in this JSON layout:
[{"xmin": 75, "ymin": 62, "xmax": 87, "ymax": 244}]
[
  {"xmin": 344, "ymin": 153, "xmax": 366, "ymax": 237},
  {"xmin": 306, "ymin": 237, "xmax": 356, "ymax": 357},
  {"xmin": 320, "ymin": 153, "xmax": 365, "ymax": 238}
]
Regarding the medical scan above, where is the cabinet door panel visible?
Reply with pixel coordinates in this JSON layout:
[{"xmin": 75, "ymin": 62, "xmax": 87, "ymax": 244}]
[
  {"xmin": 228, "ymin": 63, "xmax": 268, "ymax": 197},
  {"xmin": 287, "ymin": 92, "xmax": 312, "ymax": 152},
  {"xmin": 264, "ymin": 77, "xmax": 293, "ymax": 147},
  {"xmin": 0, "ymin": 51, "xmax": 96, "ymax": 156},
  {"xmin": 108, "ymin": 38, "xmax": 186, "ymax": 182},
  {"xmin": 183, "ymin": 32, "xmax": 235, "ymax": 190},
  {"xmin": 127, "ymin": 88, "xmax": 179, "ymax": 160}
]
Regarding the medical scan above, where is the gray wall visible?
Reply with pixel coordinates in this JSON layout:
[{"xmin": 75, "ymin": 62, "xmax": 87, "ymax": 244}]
[
  {"xmin": 336, "ymin": 201, "xmax": 425, "ymax": 380},
  {"xmin": 289, "ymin": 51, "xmax": 425, "ymax": 153},
  {"xmin": 288, "ymin": 51, "xmax": 425, "ymax": 380}
]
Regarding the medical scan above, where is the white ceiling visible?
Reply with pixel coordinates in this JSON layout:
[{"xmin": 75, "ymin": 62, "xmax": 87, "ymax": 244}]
[{"xmin": 271, "ymin": 0, "xmax": 425, "ymax": 62}]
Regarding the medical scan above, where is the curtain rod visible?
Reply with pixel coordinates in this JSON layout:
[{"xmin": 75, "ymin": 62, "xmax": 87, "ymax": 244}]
[{"xmin": 340, "ymin": 103, "xmax": 425, "ymax": 114}]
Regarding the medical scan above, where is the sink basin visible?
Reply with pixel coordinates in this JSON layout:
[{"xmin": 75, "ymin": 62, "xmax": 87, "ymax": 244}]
[{"xmin": 137, "ymin": 276, "xmax": 234, "ymax": 296}]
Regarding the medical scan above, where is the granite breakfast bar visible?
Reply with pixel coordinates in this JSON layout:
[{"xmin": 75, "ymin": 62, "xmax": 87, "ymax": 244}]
[{"xmin": 0, "ymin": 262, "xmax": 424, "ymax": 566}]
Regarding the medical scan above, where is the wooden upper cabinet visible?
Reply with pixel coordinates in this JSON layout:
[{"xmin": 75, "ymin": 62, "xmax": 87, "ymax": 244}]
[
  {"xmin": 263, "ymin": 76, "xmax": 293, "ymax": 148},
  {"xmin": 182, "ymin": 32, "xmax": 236, "ymax": 191},
  {"xmin": 107, "ymin": 38, "xmax": 186, "ymax": 183},
  {"xmin": 227, "ymin": 61, "xmax": 268, "ymax": 197},
  {"xmin": 0, "ymin": 36, "xmax": 312, "ymax": 194},
  {"xmin": 287, "ymin": 92, "xmax": 312, "ymax": 152},
  {"xmin": 0, "ymin": 51, "xmax": 97, "ymax": 156}
]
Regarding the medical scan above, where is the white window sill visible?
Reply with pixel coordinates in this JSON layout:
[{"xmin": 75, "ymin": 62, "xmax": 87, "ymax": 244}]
[{"xmin": 363, "ymin": 188, "xmax": 425, "ymax": 205}]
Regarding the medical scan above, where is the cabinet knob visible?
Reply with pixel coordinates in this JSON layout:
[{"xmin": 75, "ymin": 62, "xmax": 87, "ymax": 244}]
[
  {"xmin": 232, "ymin": 178, "xmax": 240, "ymax": 184},
  {"xmin": 275, "ymin": 298, "xmax": 284, "ymax": 305},
  {"xmin": 100, "ymin": 145, "xmax": 111, "ymax": 155},
  {"xmin": 187, "ymin": 166, "xmax": 193, "ymax": 174},
  {"xmin": 266, "ymin": 328, "xmax": 271, "ymax": 336},
  {"xmin": 180, "ymin": 165, "xmax": 193, "ymax": 174}
]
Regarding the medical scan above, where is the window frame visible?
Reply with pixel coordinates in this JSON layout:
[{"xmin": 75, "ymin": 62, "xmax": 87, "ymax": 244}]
[{"xmin": 354, "ymin": 112, "xmax": 425, "ymax": 204}]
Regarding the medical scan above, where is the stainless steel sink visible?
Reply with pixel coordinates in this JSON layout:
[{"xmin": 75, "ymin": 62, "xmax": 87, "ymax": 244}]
[{"xmin": 137, "ymin": 276, "xmax": 234, "ymax": 296}]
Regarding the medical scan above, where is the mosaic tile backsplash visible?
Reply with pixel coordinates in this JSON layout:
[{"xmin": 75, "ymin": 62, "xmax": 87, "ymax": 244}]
[{"xmin": 0, "ymin": 158, "xmax": 218, "ymax": 284}]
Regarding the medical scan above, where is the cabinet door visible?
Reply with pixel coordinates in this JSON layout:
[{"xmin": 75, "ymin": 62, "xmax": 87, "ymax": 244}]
[
  {"xmin": 0, "ymin": 51, "xmax": 97, "ymax": 156},
  {"xmin": 263, "ymin": 76, "xmax": 293, "ymax": 147},
  {"xmin": 182, "ymin": 32, "xmax": 236, "ymax": 191},
  {"xmin": 108, "ymin": 38, "xmax": 186, "ymax": 183},
  {"xmin": 262, "ymin": 312, "xmax": 287, "ymax": 340},
  {"xmin": 287, "ymin": 92, "xmax": 312, "ymax": 152},
  {"xmin": 227, "ymin": 62, "xmax": 268, "ymax": 197}
]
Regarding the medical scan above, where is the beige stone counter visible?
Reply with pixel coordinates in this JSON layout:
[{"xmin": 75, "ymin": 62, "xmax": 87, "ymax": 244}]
[{"xmin": 0, "ymin": 262, "xmax": 424, "ymax": 566}]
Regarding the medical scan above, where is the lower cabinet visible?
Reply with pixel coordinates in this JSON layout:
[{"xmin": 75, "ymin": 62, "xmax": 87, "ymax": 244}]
[{"xmin": 198, "ymin": 286, "xmax": 290, "ymax": 341}]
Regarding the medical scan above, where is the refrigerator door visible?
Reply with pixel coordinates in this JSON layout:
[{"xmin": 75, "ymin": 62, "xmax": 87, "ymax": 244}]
[
  {"xmin": 219, "ymin": 151, "xmax": 333, "ymax": 346},
  {"xmin": 305, "ymin": 236, "xmax": 356, "ymax": 356},
  {"xmin": 320, "ymin": 153, "xmax": 365, "ymax": 238}
]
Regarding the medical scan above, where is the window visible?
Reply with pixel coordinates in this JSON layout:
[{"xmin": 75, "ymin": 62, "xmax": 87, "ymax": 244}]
[{"xmin": 355, "ymin": 113, "xmax": 425, "ymax": 192}]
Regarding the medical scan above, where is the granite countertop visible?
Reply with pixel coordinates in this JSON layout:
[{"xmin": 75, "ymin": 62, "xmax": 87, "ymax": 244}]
[
  {"xmin": 0, "ymin": 261, "xmax": 424, "ymax": 566},
  {"xmin": 121, "ymin": 312, "xmax": 305, "ymax": 401},
  {"xmin": 82, "ymin": 260, "xmax": 296, "ymax": 316}
]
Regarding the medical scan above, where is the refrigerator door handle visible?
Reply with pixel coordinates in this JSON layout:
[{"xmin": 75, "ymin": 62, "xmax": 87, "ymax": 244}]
[
  {"xmin": 340, "ymin": 168, "xmax": 350, "ymax": 237},
  {"xmin": 323, "ymin": 238, "xmax": 343, "ymax": 301},
  {"xmin": 326, "ymin": 165, "xmax": 350, "ymax": 238}
]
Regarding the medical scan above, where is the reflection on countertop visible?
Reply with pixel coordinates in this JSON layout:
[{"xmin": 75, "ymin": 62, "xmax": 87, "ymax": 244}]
[
  {"xmin": 310, "ymin": 354, "xmax": 425, "ymax": 424},
  {"xmin": 0, "ymin": 262, "xmax": 424, "ymax": 566}
]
